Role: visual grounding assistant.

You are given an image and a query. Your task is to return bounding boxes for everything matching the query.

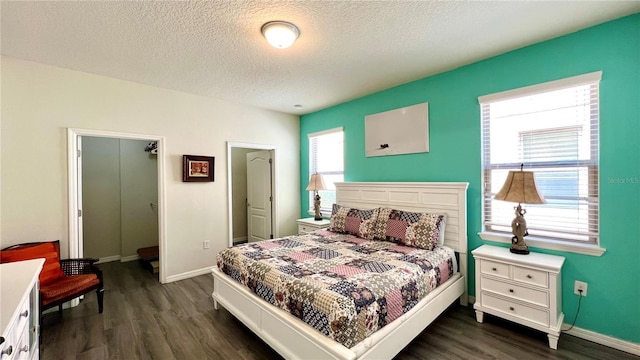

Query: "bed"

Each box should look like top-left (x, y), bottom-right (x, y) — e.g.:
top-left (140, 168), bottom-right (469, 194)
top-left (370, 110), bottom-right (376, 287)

top-left (212, 182), bottom-right (468, 360)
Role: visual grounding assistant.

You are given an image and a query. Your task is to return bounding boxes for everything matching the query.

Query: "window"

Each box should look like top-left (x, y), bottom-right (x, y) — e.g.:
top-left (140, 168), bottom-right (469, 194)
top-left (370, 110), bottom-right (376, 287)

top-left (480, 72), bottom-right (601, 247)
top-left (308, 127), bottom-right (344, 214)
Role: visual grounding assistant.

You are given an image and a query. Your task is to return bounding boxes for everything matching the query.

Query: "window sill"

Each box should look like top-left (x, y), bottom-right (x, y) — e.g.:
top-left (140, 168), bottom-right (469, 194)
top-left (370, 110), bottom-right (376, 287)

top-left (306, 210), bottom-right (331, 219)
top-left (478, 231), bottom-right (606, 256)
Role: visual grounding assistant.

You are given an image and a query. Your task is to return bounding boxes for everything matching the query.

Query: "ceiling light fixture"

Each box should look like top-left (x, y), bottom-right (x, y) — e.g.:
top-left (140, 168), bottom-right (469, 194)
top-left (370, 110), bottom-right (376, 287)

top-left (261, 21), bottom-right (300, 49)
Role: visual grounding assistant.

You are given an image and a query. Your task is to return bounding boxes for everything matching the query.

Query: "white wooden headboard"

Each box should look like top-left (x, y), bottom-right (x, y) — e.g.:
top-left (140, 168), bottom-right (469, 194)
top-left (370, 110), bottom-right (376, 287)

top-left (335, 182), bottom-right (468, 253)
top-left (335, 182), bottom-right (469, 305)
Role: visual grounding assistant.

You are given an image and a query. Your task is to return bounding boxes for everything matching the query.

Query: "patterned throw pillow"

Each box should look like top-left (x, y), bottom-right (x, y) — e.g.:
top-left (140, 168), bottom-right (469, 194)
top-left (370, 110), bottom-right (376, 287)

top-left (329, 204), bottom-right (379, 240)
top-left (373, 208), bottom-right (446, 250)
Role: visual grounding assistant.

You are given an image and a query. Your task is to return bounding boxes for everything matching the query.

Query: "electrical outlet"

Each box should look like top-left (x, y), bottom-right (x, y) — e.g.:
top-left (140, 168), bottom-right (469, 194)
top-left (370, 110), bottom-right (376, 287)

top-left (574, 280), bottom-right (588, 296)
top-left (203, 240), bottom-right (211, 249)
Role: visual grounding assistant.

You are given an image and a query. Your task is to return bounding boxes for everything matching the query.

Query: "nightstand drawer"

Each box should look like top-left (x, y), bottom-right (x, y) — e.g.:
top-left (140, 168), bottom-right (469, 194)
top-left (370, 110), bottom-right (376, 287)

top-left (298, 224), bottom-right (317, 233)
top-left (481, 277), bottom-right (549, 307)
top-left (481, 293), bottom-right (549, 327)
top-left (297, 218), bottom-right (331, 234)
top-left (480, 260), bottom-right (510, 279)
top-left (513, 266), bottom-right (548, 288)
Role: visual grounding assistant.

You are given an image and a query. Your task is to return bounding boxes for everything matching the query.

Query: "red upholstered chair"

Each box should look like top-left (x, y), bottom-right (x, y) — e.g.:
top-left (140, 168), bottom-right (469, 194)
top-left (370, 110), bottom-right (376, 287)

top-left (0, 240), bottom-right (104, 317)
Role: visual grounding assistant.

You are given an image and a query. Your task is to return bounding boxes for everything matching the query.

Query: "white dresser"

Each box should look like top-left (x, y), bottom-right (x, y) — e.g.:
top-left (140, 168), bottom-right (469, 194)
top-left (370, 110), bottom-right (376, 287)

top-left (296, 218), bottom-right (331, 234)
top-left (472, 245), bottom-right (565, 349)
top-left (1, 259), bottom-right (43, 360)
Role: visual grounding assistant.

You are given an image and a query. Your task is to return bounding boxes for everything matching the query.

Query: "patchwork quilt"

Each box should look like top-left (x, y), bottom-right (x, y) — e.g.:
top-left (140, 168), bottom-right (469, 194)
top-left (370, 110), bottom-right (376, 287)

top-left (217, 230), bottom-right (456, 348)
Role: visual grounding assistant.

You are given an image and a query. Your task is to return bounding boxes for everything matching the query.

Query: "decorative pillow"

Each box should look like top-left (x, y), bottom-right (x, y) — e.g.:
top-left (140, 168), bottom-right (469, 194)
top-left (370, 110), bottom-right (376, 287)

top-left (373, 208), bottom-right (446, 250)
top-left (329, 204), bottom-right (379, 240)
top-left (436, 216), bottom-right (447, 246)
top-left (0, 242), bottom-right (66, 285)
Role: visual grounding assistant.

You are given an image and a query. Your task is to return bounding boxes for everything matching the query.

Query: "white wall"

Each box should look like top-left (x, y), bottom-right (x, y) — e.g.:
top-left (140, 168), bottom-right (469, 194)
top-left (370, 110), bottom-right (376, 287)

top-left (0, 57), bottom-right (300, 279)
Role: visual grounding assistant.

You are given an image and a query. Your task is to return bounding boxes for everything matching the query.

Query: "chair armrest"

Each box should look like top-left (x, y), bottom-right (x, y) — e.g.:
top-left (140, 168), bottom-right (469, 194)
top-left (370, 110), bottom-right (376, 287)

top-left (60, 258), bottom-right (101, 279)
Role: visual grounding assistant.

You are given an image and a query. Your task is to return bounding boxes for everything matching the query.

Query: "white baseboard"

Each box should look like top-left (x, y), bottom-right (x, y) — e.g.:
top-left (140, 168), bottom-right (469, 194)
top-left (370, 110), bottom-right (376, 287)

top-left (468, 295), bottom-right (476, 304)
top-left (96, 255), bottom-right (141, 263)
top-left (120, 255), bottom-right (140, 262)
top-left (233, 236), bottom-right (248, 244)
top-left (95, 255), bottom-right (121, 264)
top-left (564, 325), bottom-right (640, 356)
top-left (164, 266), bottom-right (214, 284)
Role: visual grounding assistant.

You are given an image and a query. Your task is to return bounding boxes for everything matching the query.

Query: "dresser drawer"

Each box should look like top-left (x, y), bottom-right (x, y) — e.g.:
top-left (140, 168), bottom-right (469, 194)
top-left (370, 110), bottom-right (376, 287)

top-left (480, 260), bottom-right (510, 279)
top-left (481, 277), bottom-right (549, 307)
top-left (14, 301), bottom-right (31, 336)
top-left (513, 266), bottom-right (548, 288)
top-left (0, 330), bottom-right (15, 360)
top-left (1, 304), bottom-right (30, 360)
top-left (481, 293), bottom-right (549, 327)
top-left (15, 320), bottom-right (30, 359)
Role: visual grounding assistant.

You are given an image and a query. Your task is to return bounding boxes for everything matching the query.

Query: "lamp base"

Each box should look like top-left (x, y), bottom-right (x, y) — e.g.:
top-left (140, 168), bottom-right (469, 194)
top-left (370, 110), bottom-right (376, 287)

top-left (313, 193), bottom-right (323, 221)
top-left (510, 204), bottom-right (530, 255)
top-left (510, 246), bottom-right (530, 255)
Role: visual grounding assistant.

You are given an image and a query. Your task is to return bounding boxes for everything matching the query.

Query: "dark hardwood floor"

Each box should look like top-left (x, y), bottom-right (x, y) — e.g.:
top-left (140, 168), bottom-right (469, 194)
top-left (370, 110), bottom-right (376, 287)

top-left (41, 261), bottom-right (638, 360)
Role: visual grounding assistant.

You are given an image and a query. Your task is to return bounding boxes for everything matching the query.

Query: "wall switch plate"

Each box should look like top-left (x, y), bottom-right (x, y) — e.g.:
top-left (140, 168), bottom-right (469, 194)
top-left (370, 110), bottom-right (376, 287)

top-left (203, 240), bottom-right (211, 249)
top-left (574, 280), bottom-right (588, 296)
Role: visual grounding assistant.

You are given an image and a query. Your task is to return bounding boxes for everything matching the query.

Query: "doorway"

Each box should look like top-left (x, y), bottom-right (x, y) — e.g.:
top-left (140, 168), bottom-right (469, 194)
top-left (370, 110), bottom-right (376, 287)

top-left (227, 142), bottom-right (278, 247)
top-left (68, 129), bottom-right (167, 283)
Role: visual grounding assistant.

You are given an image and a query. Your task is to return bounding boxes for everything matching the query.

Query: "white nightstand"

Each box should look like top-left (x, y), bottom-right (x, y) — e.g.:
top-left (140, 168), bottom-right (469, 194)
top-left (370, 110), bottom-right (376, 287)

top-left (472, 244), bottom-right (565, 349)
top-left (296, 218), bottom-right (331, 234)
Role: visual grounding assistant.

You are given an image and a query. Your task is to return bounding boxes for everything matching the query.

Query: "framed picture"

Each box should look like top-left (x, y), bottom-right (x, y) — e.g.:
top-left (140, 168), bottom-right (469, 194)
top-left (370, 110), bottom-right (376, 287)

top-left (182, 155), bottom-right (214, 182)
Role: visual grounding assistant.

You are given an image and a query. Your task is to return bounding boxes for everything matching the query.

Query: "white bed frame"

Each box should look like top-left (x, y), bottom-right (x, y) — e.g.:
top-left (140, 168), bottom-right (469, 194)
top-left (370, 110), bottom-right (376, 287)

top-left (212, 182), bottom-right (469, 360)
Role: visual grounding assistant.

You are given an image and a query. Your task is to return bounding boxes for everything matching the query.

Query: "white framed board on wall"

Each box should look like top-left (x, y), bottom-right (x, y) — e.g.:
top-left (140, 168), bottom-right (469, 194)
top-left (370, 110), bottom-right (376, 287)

top-left (364, 102), bottom-right (429, 157)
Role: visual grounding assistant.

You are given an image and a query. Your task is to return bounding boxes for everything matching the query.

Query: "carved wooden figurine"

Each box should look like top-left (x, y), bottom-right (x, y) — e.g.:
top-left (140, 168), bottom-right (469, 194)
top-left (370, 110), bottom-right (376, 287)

top-left (313, 194), bottom-right (323, 220)
top-left (510, 204), bottom-right (530, 254)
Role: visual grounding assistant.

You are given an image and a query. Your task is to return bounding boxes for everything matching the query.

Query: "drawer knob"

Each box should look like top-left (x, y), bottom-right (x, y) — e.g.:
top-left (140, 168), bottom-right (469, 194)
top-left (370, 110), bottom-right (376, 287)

top-left (492, 267), bottom-right (497, 271)
top-left (509, 306), bottom-right (515, 311)
top-left (18, 345), bottom-right (29, 354)
top-left (526, 274), bottom-right (533, 279)
top-left (20, 309), bottom-right (29, 318)
top-left (1, 345), bottom-right (13, 356)
top-left (509, 289), bottom-right (514, 293)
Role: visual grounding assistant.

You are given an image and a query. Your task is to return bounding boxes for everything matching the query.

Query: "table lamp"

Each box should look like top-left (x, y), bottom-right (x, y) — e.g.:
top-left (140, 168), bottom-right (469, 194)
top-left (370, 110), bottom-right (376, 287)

top-left (494, 164), bottom-right (546, 254)
top-left (306, 174), bottom-right (327, 221)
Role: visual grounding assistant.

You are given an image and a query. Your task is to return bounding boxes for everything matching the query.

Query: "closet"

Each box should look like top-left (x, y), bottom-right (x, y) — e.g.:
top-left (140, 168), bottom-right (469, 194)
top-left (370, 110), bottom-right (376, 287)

top-left (82, 137), bottom-right (159, 274)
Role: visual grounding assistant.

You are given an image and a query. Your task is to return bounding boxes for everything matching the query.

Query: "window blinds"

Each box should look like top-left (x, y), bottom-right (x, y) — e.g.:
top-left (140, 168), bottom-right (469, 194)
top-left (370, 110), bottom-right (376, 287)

top-left (480, 72), bottom-right (601, 244)
top-left (308, 128), bottom-right (344, 213)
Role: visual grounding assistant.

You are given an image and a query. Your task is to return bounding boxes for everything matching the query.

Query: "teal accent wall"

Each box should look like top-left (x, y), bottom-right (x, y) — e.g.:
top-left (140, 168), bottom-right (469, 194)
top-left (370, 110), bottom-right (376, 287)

top-left (300, 14), bottom-right (640, 343)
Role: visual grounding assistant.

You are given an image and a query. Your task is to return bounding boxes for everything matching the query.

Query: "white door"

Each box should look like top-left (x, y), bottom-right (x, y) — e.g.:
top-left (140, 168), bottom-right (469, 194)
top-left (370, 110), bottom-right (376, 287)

top-left (247, 151), bottom-right (272, 242)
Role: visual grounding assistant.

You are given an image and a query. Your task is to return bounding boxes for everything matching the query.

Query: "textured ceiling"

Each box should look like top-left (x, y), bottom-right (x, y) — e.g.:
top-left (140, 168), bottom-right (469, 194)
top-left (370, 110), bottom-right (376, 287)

top-left (2, 1), bottom-right (639, 115)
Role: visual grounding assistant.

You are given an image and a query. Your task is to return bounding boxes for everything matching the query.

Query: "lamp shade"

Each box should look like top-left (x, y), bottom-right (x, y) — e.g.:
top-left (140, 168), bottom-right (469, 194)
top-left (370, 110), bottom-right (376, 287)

top-left (306, 174), bottom-right (327, 192)
top-left (494, 170), bottom-right (546, 204)
top-left (261, 21), bottom-right (300, 49)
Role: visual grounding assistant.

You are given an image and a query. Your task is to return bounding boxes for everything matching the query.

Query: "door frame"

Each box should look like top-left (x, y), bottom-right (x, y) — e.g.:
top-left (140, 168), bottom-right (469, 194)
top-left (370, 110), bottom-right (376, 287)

top-left (226, 142), bottom-right (278, 248)
top-left (67, 128), bottom-right (168, 283)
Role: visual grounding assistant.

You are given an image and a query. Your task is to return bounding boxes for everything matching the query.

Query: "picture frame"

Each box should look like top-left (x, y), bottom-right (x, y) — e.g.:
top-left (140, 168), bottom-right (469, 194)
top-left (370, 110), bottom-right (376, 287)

top-left (182, 155), bottom-right (214, 182)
